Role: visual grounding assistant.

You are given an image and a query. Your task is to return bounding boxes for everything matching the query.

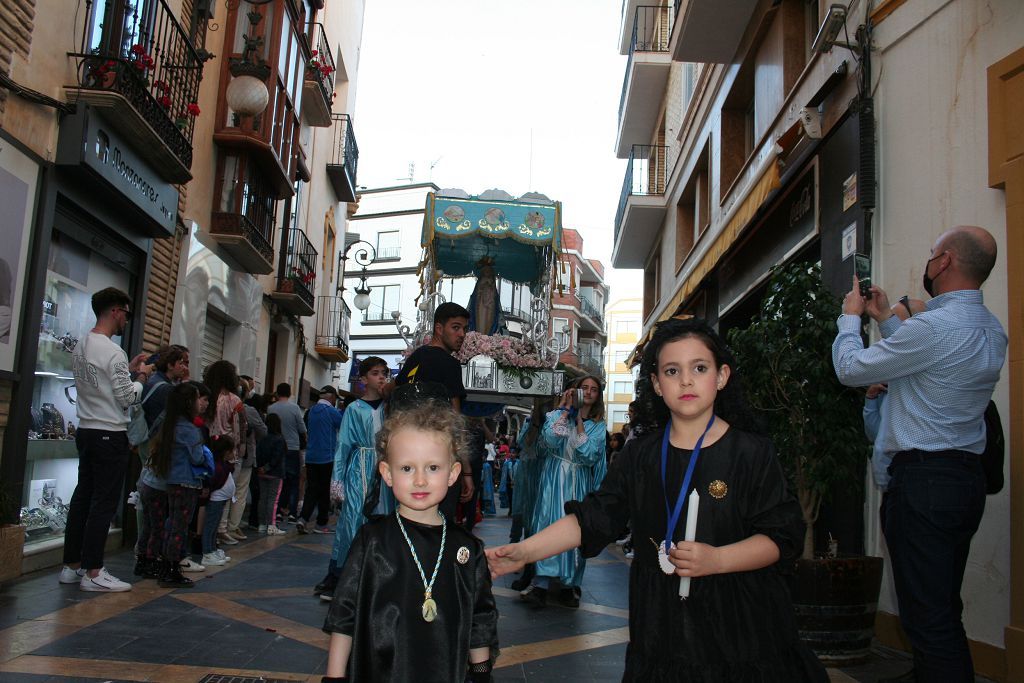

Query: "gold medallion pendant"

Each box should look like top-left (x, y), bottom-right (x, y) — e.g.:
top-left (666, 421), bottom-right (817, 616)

top-left (422, 596), bottom-right (438, 622)
top-left (708, 480), bottom-right (728, 499)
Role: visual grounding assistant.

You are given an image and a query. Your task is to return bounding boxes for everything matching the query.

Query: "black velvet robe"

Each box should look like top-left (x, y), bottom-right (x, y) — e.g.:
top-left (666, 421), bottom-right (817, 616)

top-left (323, 514), bottom-right (498, 682)
top-left (567, 427), bottom-right (828, 682)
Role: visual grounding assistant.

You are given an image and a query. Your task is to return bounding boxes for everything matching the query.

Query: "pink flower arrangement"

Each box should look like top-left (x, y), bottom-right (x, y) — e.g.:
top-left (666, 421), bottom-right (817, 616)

top-left (456, 332), bottom-right (546, 369)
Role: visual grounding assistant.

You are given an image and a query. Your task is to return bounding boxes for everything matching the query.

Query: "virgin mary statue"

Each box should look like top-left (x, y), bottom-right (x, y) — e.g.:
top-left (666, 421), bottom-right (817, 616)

top-left (468, 257), bottom-right (502, 335)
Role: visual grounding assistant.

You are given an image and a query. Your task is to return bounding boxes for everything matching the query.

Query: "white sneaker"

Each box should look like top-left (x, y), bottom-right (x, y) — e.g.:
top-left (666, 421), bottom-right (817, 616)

top-left (202, 552), bottom-right (227, 566)
top-left (58, 566), bottom-right (86, 584)
top-left (79, 568), bottom-right (132, 592)
top-left (214, 548), bottom-right (232, 562)
top-left (266, 525), bottom-right (286, 536)
top-left (179, 558), bottom-right (205, 573)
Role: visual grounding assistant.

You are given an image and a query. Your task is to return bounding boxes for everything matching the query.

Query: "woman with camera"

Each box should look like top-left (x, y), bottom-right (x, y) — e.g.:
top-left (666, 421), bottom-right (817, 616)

top-left (520, 376), bottom-right (606, 608)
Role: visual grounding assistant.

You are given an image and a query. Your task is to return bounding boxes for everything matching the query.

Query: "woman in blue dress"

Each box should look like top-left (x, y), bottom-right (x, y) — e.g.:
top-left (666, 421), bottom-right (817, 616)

top-left (314, 357), bottom-right (393, 600)
top-left (523, 375), bottom-right (606, 608)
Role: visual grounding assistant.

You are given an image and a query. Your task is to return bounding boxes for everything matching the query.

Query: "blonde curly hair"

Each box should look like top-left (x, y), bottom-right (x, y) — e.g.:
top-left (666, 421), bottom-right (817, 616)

top-left (376, 404), bottom-right (467, 466)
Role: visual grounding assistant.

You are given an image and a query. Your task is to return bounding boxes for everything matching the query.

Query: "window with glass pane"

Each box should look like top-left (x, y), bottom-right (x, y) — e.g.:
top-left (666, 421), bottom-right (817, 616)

top-left (376, 231), bottom-right (400, 260)
top-left (553, 317), bottom-right (569, 347)
top-left (365, 284), bottom-right (400, 322)
top-left (612, 410), bottom-right (628, 424)
top-left (613, 380), bottom-right (632, 395)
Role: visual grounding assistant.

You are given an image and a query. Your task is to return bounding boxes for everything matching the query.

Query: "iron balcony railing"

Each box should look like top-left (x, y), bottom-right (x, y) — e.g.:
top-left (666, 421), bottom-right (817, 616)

top-left (211, 168), bottom-right (277, 267)
top-left (578, 296), bottom-right (604, 326)
top-left (618, 5), bottom-right (674, 123)
top-left (374, 246), bottom-right (401, 261)
top-left (277, 228), bottom-right (318, 308)
top-left (363, 307), bottom-right (394, 323)
top-left (73, 0), bottom-right (204, 170)
top-left (578, 354), bottom-right (605, 378)
top-left (315, 296), bottom-right (351, 358)
top-left (331, 113), bottom-right (359, 183)
top-left (306, 23), bottom-right (337, 107)
top-left (615, 144), bottom-right (668, 243)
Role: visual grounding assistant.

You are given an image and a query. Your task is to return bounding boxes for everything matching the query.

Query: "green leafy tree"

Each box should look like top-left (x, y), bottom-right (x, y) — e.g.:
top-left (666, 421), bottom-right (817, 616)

top-left (727, 262), bottom-right (867, 559)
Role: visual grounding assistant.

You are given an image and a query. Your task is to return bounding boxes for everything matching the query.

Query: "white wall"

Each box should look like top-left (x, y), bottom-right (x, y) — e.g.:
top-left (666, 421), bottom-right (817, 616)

top-left (871, 0), bottom-right (1023, 648)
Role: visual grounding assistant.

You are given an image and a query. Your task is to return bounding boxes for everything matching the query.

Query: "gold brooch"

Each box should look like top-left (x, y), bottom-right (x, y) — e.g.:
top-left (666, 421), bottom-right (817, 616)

top-left (708, 480), bottom-right (728, 499)
top-left (456, 546), bottom-right (470, 564)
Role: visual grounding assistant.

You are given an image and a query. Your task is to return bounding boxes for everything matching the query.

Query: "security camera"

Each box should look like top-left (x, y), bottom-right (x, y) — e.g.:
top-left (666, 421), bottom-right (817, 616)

top-left (811, 4), bottom-right (848, 54)
top-left (799, 107), bottom-right (822, 139)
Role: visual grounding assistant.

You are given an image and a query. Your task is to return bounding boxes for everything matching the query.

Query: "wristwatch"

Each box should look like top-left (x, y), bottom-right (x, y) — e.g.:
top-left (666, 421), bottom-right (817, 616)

top-left (899, 295), bottom-right (913, 318)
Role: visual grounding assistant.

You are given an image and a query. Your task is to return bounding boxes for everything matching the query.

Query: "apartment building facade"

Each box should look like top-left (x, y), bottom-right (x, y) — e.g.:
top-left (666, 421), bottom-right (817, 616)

top-left (613, 0), bottom-right (1024, 676)
top-left (603, 298), bottom-right (642, 434)
top-left (552, 228), bottom-right (609, 383)
top-left (0, 0), bottom-right (365, 571)
top-left (340, 182), bottom-right (438, 387)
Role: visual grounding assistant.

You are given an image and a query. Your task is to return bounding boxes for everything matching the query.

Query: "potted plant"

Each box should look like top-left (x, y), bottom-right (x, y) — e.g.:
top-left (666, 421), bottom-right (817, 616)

top-left (0, 483), bottom-right (26, 585)
top-left (727, 261), bottom-right (883, 666)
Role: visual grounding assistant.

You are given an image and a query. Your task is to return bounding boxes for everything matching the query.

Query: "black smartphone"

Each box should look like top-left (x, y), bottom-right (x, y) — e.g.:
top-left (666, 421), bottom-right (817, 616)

top-left (854, 253), bottom-right (872, 299)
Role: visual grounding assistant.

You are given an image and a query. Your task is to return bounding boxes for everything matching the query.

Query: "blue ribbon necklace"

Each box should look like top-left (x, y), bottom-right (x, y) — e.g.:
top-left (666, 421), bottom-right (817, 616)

top-left (655, 414), bottom-right (716, 575)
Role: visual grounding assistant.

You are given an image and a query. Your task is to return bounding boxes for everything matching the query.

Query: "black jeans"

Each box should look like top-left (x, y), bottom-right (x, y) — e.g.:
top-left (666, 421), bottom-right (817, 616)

top-left (299, 462), bottom-right (332, 526)
top-left (63, 429), bottom-right (130, 570)
top-left (882, 450), bottom-right (986, 683)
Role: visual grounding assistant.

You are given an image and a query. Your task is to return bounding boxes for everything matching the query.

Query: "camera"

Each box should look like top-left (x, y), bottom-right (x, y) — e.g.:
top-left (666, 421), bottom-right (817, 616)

top-left (573, 388), bottom-right (585, 408)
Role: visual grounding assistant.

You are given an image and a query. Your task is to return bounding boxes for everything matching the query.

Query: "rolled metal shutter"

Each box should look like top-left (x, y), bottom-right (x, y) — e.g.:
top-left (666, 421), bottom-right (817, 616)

top-left (201, 313), bottom-right (226, 375)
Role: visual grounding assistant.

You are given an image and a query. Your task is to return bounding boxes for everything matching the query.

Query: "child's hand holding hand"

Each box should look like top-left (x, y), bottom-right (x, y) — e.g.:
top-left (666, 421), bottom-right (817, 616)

top-left (669, 541), bottom-right (723, 577)
top-left (485, 543), bottom-right (527, 579)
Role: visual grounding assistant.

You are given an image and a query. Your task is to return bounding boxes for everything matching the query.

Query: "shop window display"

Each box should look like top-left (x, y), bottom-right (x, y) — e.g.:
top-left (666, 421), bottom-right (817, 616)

top-left (24, 230), bottom-right (132, 546)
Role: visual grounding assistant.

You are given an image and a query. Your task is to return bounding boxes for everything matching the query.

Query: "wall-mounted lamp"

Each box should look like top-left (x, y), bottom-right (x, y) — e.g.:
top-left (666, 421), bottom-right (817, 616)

top-left (337, 239), bottom-right (377, 311)
top-left (811, 4), bottom-right (859, 56)
top-left (225, 2), bottom-right (272, 117)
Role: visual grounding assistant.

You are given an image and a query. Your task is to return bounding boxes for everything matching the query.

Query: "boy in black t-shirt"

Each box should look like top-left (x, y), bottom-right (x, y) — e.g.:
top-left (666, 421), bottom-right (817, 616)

top-left (393, 302), bottom-right (473, 518)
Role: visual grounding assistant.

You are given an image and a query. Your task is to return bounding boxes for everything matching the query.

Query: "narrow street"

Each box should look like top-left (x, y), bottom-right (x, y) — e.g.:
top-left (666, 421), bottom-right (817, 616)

top-left (0, 508), bottom-right (991, 683)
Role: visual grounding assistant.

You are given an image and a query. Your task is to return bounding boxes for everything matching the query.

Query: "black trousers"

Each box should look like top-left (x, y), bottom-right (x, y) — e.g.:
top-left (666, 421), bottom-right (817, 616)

top-left (299, 462), bottom-right (333, 526)
top-left (63, 429), bottom-right (130, 570)
top-left (882, 450), bottom-right (986, 683)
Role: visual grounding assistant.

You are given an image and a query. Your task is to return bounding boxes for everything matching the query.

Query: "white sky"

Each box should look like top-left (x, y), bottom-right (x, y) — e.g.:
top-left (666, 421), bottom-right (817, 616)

top-left (352, 0), bottom-right (641, 303)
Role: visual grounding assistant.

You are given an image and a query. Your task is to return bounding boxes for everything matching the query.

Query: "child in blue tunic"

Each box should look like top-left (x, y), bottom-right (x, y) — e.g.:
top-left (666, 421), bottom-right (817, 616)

top-left (314, 356), bottom-right (392, 600)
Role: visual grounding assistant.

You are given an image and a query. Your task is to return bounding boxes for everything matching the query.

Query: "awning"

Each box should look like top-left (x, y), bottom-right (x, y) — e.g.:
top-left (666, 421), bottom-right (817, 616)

top-left (626, 159), bottom-right (782, 366)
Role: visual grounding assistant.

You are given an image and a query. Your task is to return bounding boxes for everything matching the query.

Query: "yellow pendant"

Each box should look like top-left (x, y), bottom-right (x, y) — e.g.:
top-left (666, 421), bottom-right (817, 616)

top-left (422, 597), bottom-right (438, 622)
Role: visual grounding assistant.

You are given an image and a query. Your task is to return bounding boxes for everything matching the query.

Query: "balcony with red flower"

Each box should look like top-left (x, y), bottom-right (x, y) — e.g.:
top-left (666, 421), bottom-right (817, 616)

top-left (270, 226), bottom-right (318, 316)
top-left (67, 0), bottom-right (206, 183)
top-left (302, 24), bottom-right (336, 127)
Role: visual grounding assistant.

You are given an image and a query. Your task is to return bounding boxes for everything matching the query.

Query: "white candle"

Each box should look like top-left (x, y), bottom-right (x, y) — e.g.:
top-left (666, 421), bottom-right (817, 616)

top-left (679, 489), bottom-right (700, 599)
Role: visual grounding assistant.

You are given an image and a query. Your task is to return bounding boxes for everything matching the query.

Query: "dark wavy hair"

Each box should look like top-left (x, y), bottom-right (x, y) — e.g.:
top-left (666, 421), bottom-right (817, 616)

top-left (635, 317), bottom-right (763, 436)
top-left (148, 382), bottom-right (201, 478)
top-left (202, 360), bottom-right (239, 419)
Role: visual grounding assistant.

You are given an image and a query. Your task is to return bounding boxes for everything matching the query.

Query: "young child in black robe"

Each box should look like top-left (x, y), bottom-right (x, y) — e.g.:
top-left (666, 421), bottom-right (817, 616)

top-left (322, 405), bottom-right (498, 683)
top-left (486, 318), bottom-right (828, 682)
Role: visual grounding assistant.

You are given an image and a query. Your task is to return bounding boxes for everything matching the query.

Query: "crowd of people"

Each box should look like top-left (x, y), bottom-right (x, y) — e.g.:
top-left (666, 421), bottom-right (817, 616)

top-left (55, 224), bottom-right (1006, 683)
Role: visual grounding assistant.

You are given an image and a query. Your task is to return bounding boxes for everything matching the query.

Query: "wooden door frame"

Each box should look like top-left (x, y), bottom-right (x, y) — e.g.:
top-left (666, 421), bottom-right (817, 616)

top-left (988, 45), bottom-right (1024, 683)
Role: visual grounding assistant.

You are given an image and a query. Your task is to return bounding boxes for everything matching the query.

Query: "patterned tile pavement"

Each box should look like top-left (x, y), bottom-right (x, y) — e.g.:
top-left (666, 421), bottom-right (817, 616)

top-left (0, 508), bottom-right (994, 682)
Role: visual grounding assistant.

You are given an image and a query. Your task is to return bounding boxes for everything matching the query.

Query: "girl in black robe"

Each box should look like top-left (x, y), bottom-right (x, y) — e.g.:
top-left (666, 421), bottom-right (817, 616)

top-left (322, 405), bottom-right (498, 683)
top-left (486, 318), bottom-right (828, 682)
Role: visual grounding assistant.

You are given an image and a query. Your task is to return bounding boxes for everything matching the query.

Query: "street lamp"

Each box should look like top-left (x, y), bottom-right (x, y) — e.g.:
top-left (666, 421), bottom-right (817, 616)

top-left (337, 239), bottom-right (376, 312)
top-left (225, 2), bottom-right (272, 118)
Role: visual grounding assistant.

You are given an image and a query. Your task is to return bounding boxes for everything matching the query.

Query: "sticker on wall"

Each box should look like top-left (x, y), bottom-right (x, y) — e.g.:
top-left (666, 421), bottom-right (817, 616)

top-left (842, 173), bottom-right (857, 212)
top-left (841, 223), bottom-right (857, 261)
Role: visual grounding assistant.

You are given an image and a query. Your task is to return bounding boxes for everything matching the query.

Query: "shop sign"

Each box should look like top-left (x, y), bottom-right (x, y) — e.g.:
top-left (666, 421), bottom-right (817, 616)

top-left (56, 107), bottom-right (178, 237)
top-left (719, 162), bottom-right (819, 315)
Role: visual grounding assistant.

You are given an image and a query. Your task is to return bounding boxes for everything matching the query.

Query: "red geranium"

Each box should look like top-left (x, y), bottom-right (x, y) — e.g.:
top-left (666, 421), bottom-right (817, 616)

top-left (186, 102), bottom-right (201, 116)
top-left (158, 95), bottom-right (171, 108)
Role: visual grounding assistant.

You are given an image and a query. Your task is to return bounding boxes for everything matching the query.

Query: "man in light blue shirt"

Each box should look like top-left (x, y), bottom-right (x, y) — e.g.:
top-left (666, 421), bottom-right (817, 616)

top-left (833, 225), bottom-right (1006, 683)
